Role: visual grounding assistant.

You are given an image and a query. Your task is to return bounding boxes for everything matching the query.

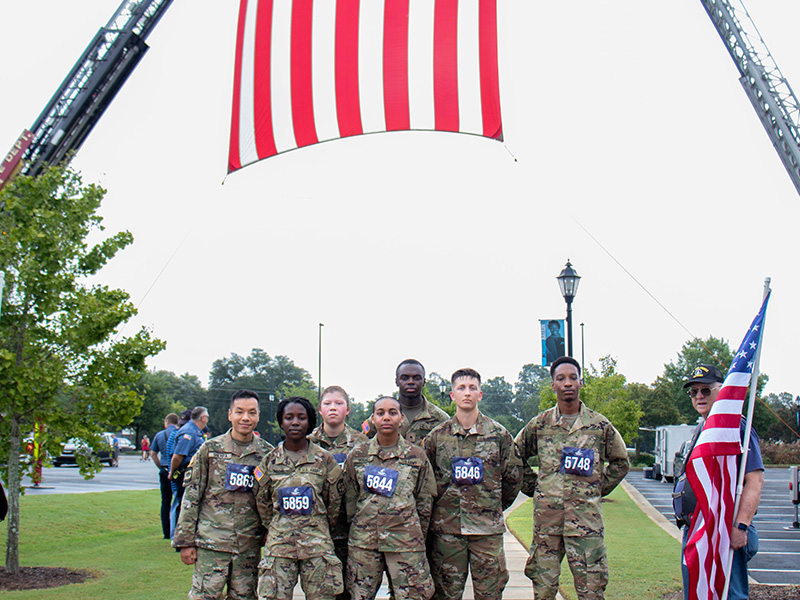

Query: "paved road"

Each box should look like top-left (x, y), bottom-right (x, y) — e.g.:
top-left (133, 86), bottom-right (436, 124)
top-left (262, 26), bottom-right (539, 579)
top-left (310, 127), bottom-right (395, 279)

top-left (625, 467), bottom-right (800, 585)
top-left (21, 454), bottom-right (160, 494)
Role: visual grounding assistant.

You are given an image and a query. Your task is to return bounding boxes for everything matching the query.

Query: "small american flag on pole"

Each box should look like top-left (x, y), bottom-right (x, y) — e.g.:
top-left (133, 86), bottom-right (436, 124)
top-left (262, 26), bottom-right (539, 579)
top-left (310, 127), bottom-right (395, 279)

top-left (683, 291), bottom-right (770, 600)
top-left (228, 0), bottom-right (503, 174)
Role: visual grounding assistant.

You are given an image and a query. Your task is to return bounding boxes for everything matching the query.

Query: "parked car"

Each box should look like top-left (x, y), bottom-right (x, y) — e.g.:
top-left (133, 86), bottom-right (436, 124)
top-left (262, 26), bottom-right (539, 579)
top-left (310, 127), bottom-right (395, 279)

top-left (53, 433), bottom-right (118, 467)
top-left (116, 437), bottom-right (135, 452)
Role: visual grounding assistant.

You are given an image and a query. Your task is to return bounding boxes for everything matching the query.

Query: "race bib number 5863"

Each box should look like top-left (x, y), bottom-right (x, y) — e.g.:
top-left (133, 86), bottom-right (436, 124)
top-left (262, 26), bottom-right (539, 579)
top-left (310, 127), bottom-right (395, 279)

top-left (225, 464), bottom-right (255, 492)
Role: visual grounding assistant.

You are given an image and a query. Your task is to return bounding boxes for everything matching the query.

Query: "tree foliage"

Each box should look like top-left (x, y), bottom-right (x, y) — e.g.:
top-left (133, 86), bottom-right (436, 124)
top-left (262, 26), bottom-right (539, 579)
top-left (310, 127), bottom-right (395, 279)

top-left (0, 167), bottom-right (164, 572)
top-left (658, 336), bottom-right (735, 422)
top-left (539, 356), bottom-right (642, 444)
top-left (130, 370), bottom-right (207, 444)
top-left (206, 348), bottom-right (315, 444)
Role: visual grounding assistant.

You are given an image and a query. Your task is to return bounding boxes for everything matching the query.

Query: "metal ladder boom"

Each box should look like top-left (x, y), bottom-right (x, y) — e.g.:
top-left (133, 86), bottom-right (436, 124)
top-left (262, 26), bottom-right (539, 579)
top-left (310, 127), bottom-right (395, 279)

top-left (700, 0), bottom-right (800, 196)
top-left (21, 0), bottom-right (174, 178)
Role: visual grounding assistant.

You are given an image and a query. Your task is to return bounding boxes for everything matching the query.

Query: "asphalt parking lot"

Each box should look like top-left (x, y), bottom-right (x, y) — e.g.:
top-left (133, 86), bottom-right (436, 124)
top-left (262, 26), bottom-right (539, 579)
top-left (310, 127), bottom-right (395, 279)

top-left (21, 454), bottom-right (159, 494)
top-left (625, 467), bottom-right (800, 585)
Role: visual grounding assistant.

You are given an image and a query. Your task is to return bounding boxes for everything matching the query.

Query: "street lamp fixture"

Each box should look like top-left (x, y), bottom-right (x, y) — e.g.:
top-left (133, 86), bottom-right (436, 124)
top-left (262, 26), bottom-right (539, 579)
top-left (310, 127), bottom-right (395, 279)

top-left (556, 260), bottom-right (581, 357)
top-left (439, 380), bottom-right (448, 402)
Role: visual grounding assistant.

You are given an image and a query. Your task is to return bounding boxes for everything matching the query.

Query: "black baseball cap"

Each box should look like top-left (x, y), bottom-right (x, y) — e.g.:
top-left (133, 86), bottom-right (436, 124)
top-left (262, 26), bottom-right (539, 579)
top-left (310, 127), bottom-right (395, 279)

top-left (682, 364), bottom-right (725, 389)
top-left (177, 409), bottom-right (193, 426)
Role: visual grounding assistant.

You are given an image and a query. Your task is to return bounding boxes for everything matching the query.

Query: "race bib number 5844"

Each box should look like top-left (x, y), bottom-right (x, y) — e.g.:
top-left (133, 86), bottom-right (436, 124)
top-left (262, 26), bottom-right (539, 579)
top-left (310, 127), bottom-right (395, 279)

top-left (364, 466), bottom-right (399, 497)
top-left (559, 447), bottom-right (594, 477)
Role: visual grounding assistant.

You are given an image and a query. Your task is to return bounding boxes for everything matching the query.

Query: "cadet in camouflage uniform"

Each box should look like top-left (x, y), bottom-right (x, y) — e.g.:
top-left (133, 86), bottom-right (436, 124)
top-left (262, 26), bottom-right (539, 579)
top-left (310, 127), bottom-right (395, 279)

top-left (515, 356), bottom-right (629, 600)
top-left (424, 368), bottom-right (522, 600)
top-left (344, 396), bottom-right (437, 600)
top-left (362, 359), bottom-right (449, 446)
top-left (254, 396), bottom-right (344, 600)
top-left (173, 389), bottom-right (274, 600)
top-left (309, 385), bottom-right (369, 600)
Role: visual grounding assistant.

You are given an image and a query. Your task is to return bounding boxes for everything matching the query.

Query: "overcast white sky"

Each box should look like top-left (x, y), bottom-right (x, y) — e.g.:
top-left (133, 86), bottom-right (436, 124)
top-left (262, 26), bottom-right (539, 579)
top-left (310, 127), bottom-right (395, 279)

top-left (2, 1), bottom-right (799, 405)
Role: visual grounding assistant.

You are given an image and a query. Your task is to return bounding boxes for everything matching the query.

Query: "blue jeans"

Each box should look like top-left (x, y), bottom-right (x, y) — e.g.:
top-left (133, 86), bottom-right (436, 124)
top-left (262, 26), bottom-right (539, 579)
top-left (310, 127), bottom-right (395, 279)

top-left (682, 525), bottom-right (758, 600)
top-left (168, 472), bottom-right (185, 539)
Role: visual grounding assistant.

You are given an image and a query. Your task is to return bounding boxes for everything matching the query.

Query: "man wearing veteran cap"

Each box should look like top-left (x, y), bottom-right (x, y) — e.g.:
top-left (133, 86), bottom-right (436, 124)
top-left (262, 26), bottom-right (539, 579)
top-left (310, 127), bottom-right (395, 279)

top-left (674, 364), bottom-right (764, 600)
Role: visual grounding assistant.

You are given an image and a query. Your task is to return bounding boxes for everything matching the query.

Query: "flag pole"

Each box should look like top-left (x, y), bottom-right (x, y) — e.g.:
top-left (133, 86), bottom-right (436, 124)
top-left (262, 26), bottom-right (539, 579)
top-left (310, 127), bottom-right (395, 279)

top-left (722, 277), bottom-right (771, 600)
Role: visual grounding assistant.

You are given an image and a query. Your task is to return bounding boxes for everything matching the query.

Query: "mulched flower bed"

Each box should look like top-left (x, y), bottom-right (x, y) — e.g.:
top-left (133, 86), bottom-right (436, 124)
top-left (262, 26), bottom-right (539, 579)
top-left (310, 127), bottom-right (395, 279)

top-left (0, 566), bottom-right (93, 590)
top-left (664, 585), bottom-right (800, 600)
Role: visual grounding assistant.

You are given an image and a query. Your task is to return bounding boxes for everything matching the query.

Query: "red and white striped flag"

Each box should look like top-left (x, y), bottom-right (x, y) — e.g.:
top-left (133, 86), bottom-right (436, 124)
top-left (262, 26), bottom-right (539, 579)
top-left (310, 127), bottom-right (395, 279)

top-left (228, 0), bottom-right (503, 173)
top-left (683, 292), bottom-right (770, 600)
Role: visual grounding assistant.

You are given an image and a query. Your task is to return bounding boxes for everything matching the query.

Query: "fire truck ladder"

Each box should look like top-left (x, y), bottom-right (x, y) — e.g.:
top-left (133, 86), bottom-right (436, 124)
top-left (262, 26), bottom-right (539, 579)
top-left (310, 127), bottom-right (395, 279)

top-left (20, 0), bottom-right (174, 178)
top-left (700, 0), bottom-right (800, 197)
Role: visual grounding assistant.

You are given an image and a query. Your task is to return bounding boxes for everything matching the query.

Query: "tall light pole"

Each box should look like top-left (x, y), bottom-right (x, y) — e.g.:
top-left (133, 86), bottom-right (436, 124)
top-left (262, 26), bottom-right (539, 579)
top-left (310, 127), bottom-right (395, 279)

top-left (318, 323), bottom-right (324, 402)
top-left (556, 260), bottom-right (581, 357)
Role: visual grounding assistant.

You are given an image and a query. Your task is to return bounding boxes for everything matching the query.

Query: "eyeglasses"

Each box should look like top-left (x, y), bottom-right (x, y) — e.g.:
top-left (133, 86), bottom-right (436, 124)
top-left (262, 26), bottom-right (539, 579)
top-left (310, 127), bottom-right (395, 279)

top-left (687, 387), bottom-right (718, 398)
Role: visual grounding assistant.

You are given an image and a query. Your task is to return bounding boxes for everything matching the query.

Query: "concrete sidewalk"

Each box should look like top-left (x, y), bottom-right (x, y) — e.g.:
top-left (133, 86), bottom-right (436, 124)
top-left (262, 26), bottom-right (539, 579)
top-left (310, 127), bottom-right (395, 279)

top-left (292, 495), bottom-right (564, 600)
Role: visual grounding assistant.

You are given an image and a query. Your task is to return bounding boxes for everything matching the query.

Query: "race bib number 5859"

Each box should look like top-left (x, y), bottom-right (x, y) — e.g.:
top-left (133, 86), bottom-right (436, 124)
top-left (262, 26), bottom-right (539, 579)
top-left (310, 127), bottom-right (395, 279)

top-left (278, 486), bottom-right (314, 515)
top-left (559, 447), bottom-right (594, 477)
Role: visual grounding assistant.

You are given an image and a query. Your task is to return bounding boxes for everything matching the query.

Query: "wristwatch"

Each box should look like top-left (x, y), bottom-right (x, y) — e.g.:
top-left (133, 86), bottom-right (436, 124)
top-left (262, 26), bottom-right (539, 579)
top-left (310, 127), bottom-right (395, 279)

top-left (734, 522), bottom-right (748, 531)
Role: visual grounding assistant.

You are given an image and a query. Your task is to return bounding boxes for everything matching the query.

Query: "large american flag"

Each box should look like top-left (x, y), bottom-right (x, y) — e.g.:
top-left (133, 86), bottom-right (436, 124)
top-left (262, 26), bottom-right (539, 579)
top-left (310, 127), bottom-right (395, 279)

top-left (683, 292), bottom-right (770, 600)
top-left (228, 0), bottom-right (503, 173)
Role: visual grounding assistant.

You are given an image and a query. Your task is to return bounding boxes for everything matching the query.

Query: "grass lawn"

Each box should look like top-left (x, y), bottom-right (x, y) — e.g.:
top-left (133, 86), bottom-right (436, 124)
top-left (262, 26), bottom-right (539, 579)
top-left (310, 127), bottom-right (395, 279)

top-left (3, 485), bottom-right (681, 599)
top-left (0, 490), bottom-right (192, 599)
top-left (506, 486), bottom-right (682, 600)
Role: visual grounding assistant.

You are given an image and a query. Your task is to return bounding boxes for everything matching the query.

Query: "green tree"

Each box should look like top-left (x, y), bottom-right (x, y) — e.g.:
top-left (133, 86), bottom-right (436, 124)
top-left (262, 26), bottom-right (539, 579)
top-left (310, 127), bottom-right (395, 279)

top-left (130, 370), bottom-right (206, 444)
top-left (539, 357), bottom-right (642, 444)
top-left (762, 392), bottom-right (800, 442)
top-left (0, 167), bottom-right (164, 573)
top-left (660, 337), bottom-right (735, 422)
top-left (479, 377), bottom-right (514, 426)
top-left (658, 336), bottom-right (771, 434)
top-left (207, 349), bottom-right (315, 444)
top-left (513, 363), bottom-right (551, 429)
top-left (631, 382), bottom-right (681, 428)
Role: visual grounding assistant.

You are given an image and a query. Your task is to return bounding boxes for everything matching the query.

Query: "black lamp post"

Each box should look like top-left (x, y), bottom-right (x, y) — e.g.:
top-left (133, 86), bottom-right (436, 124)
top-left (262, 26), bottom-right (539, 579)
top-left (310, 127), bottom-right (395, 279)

top-left (439, 380), bottom-right (448, 403)
top-left (556, 260), bottom-right (581, 357)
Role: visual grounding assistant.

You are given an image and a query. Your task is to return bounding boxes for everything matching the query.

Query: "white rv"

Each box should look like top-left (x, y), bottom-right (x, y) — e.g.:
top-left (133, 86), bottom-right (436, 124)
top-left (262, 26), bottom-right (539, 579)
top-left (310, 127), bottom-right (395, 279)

top-left (653, 424), bottom-right (697, 482)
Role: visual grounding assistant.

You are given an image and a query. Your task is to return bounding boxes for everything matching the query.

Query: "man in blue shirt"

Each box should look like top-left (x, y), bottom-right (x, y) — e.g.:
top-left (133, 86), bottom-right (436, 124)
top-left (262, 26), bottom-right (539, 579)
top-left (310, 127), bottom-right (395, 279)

top-left (150, 412), bottom-right (179, 539)
top-left (678, 364), bottom-right (764, 600)
top-left (169, 407), bottom-right (209, 538)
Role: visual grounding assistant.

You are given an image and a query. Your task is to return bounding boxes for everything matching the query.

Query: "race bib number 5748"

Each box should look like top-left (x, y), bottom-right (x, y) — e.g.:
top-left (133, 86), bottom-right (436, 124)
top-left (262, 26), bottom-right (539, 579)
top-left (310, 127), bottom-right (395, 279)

top-left (559, 447), bottom-right (594, 477)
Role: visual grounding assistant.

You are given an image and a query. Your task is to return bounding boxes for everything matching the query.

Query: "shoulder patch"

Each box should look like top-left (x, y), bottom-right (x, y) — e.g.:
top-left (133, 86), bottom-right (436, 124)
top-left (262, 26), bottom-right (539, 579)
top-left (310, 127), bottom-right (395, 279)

top-left (254, 466), bottom-right (264, 482)
top-left (183, 434), bottom-right (191, 440)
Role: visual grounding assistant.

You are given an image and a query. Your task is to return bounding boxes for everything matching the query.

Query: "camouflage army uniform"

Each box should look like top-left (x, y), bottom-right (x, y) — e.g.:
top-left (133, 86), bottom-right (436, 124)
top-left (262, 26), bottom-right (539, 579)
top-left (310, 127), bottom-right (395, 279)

top-left (254, 441), bottom-right (344, 600)
top-left (514, 403), bottom-right (629, 600)
top-left (364, 399), bottom-right (450, 446)
top-left (172, 430), bottom-right (274, 600)
top-left (344, 437), bottom-right (437, 600)
top-left (309, 424), bottom-right (369, 600)
top-left (423, 413), bottom-right (522, 600)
